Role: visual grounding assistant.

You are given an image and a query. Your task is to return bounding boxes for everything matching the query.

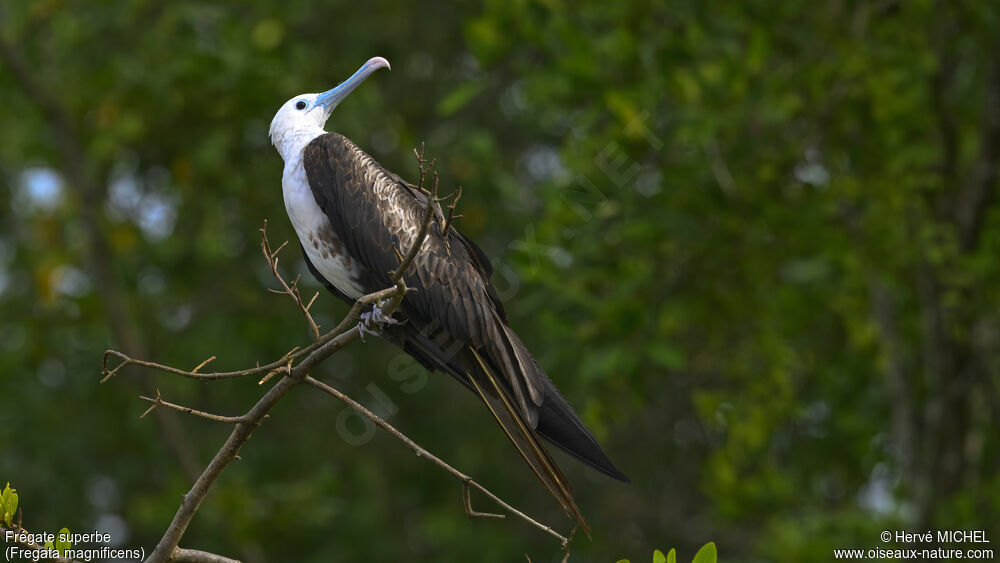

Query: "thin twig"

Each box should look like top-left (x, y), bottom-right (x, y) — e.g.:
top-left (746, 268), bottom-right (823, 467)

top-left (145, 375), bottom-right (300, 562)
top-left (390, 148), bottom-right (441, 282)
top-left (442, 185), bottom-right (463, 236)
top-left (190, 357), bottom-right (216, 374)
top-left (100, 289), bottom-right (390, 384)
top-left (561, 527), bottom-right (578, 563)
top-left (462, 481), bottom-right (505, 520)
top-left (101, 288), bottom-right (400, 383)
top-left (102, 347), bottom-right (295, 383)
top-left (257, 356), bottom-right (293, 386)
top-left (305, 376), bottom-right (568, 546)
top-left (261, 220), bottom-right (322, 340)
top-left (142, 204), bottom-right (434, 561)
top-left (413, 143), bottom-right (433, 194)
top-left (146, 288), bottom-right (412, 563)
top-left (170, 547), bottom-right (242, 563)
top-left (140, 393), bottom-right (247, 424)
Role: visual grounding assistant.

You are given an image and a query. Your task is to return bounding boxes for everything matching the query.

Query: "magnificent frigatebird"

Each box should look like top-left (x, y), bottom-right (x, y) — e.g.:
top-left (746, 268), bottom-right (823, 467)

top-left (268, 57), bottom-right (628, 533)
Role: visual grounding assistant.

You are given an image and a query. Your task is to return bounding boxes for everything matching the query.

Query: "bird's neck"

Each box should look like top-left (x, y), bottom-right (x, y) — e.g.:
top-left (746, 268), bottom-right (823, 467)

top-left (274, 125), bottom-right (326, 164)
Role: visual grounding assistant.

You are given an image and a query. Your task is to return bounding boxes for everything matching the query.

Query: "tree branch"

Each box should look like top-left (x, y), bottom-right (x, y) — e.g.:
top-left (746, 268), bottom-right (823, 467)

top-left (261, 221), bottom-right (322, 340)
top-left (145, 372), bottom-right (298, 562)
top-left (169, 548), bottom-right (241, 563)
top-left (139, 390), bottom-right (249, 425)
top-left (390, 144), bottom-right (440, 282)
top-left (142, 227), bottom-right (416, 561)
top-left (305, 376), bottom-right (567, 545)
top-left (106, 150), bottom-right (568, 561)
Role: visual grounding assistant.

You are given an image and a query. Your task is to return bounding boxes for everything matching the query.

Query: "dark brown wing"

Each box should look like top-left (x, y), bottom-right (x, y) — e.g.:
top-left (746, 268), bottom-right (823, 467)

top-left (302, 133), bottom-right (542, 416)
top-left (302, 132), bottom-right (629, 532)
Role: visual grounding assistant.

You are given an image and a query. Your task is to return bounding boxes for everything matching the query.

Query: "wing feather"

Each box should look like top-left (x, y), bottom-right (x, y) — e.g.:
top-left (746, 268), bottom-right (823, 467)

top-left (302, 132), bottom-right (625, 530)
top-left (466, 349), bottom-right (590, 535)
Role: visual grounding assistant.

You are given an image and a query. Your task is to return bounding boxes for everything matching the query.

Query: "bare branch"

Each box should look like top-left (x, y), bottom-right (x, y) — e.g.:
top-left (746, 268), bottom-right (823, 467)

top-left (145, 375), bottom-right (299, 562)
top-left (257, 355), bottom-right (293, 386)
top-left (261, 221), bottom-right (322, 340)
top-left (462, 481), bottom-right (505, 520)
top-left (442, 185), bottom-right (463, 236)
top-left (170, 547), bottom-right (241, 563)
top-left (390, 146), bottom-right (442, 282)
top-left (102, 284), bottom-right (403, 381)
top-left (413, 142), bottom-right (433, 194)
top-left (190, 357), bottom-right (217, 374)
top-left (112, 149), bottom-right (563, 560)
top-left (560, 528), bottom-right (578, 563)
top-left (305, 376), bottom-right (568, 546)
top-left (101, 348), bottom-right (294, 383)
top-left (140, 392), bottom-right (247, 424)
top-left (142, 283), bottom-right (412, 561)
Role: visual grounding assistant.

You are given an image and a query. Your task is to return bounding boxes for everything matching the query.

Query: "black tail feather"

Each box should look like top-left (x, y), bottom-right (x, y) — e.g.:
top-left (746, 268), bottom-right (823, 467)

top-left (535, 378), bottom-right (631, 483)
top-left (394, 323), bottom-right (631, 483)
top-left (505, 331), bottom-right (631, 483)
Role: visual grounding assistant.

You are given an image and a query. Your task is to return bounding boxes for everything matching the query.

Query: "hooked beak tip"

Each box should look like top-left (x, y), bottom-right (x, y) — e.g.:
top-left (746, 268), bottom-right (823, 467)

top-left (369, 56), bottom-right (391, 72)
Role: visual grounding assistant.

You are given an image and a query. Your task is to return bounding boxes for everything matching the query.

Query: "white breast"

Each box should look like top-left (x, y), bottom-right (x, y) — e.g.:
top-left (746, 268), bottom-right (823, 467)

top-left (282, 151), bottom-right (365, 300)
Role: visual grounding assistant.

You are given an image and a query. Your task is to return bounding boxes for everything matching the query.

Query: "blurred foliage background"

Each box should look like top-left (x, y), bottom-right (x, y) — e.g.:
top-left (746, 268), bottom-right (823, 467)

top-left (2, 0), bottom-right (999, 561)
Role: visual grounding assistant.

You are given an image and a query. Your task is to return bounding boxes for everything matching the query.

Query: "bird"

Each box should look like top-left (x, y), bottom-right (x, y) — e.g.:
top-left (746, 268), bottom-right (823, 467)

top-left (268, 57), bottom-right (629, 534)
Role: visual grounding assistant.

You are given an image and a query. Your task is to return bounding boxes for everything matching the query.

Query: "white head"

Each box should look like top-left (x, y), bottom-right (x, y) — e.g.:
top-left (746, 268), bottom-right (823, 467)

top-left (269, 57), bottom-right (390, 162)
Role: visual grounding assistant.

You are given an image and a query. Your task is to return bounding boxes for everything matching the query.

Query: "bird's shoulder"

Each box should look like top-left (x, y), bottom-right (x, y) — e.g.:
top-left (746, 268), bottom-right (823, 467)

top-left (304, 132), bottom-right (408, 195)
top-left (305, 132), bottom-right (496, 278)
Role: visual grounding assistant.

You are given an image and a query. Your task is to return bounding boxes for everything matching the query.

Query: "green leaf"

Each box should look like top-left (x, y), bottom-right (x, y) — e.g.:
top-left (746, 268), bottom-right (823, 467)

top-left (55, 527), bottom-right (72, 555)
top-left (691, 542), bottom-right (717, 563)
top-left (615, 560), bottom-right (631, 563)
top-left (1, 483), bottom-right (17, 527)
top-left (667, 548), bottom-right (676, 563)
top-left (654, 549), bottom-right (666, 563)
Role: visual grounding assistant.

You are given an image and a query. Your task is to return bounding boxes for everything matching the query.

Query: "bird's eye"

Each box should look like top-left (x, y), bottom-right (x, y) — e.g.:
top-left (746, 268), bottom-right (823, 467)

top-left (295, 100), bottom-right (307, 110)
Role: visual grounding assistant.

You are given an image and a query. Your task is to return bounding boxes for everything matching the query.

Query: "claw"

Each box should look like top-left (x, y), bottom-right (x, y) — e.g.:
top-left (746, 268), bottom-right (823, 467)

top-left (357, 299), bottom-right (400, 341)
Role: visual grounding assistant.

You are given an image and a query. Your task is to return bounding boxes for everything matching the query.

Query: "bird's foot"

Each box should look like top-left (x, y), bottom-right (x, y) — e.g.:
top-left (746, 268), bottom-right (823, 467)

top-left (358, 299), bottom-right (400, 341)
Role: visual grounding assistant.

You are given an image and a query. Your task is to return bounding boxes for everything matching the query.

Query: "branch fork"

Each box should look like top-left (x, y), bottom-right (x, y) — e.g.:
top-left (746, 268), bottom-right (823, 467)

top-left (101, 146), bottom-right (570, 562)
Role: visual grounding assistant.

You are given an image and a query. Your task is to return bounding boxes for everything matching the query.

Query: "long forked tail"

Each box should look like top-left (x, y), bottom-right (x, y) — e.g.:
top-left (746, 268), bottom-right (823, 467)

top-left (466, 348), bottom-right (591, 536)
top-left (502, 328), bottom-right (631, 483)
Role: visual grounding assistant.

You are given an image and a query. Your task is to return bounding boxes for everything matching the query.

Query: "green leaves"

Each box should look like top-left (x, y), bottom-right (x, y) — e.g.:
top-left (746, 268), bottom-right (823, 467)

top-left (618, 544), bottom-right (715, 563)
top-left (0, 482), bottom-right (18, 527)
top-left (691, 542), bottom-right (717, 563)
top-left (55, 527), bottom-right (73, 555)
top-left (43, 528), bottom-right (73, 556)
top-left (0, 484), bottom-right (71, 556)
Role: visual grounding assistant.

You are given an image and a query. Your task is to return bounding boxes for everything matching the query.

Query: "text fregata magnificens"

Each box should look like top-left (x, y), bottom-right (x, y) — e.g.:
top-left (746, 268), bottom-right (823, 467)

top-left (268, 57), bottom-right (629, 533)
